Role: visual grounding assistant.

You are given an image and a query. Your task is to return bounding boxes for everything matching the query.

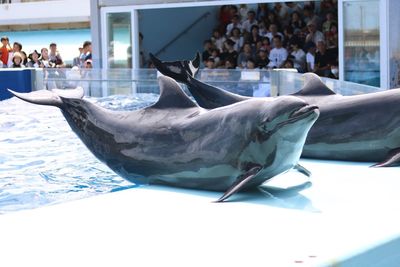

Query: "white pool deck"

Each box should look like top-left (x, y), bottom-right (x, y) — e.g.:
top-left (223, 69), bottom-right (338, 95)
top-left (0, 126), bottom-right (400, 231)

top-left (0, 159), bottom-right (399, 267)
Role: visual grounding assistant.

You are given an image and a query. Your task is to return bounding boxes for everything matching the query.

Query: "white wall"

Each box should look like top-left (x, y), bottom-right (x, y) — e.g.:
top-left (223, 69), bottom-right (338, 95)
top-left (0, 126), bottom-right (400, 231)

top-left (0, 0), bottom-right (90, 25)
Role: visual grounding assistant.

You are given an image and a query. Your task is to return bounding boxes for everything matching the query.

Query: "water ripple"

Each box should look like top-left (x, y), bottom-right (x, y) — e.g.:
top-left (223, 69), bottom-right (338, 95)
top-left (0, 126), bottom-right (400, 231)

top-left (0, 94), bottom-right (158, 213)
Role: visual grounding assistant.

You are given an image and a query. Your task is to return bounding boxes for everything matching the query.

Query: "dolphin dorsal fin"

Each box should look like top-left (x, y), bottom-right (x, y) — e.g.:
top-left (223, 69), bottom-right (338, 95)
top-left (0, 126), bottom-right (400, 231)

top-left (151, 76), bottom-right (198, 109)
top-left (293, 73), bottom-right (336, 96)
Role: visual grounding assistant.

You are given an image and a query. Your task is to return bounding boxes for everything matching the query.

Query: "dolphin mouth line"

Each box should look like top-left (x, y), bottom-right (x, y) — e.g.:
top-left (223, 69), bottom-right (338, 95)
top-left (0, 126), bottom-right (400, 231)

top-left (289, 105), bottom-right (319, 121)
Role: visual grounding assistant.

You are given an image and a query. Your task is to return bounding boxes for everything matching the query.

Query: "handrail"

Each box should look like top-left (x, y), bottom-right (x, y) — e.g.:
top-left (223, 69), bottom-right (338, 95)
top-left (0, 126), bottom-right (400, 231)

top-left (154, 11), bottom-right (210, 57)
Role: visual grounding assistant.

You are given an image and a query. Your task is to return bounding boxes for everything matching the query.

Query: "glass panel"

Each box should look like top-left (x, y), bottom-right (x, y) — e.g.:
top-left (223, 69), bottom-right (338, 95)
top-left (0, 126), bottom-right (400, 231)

top-left (389, 0), bottom-right (400, 88)
top-left (107, 12), bottom-right (132, 68)
top-left (343, 0), bottom-right (380, 87)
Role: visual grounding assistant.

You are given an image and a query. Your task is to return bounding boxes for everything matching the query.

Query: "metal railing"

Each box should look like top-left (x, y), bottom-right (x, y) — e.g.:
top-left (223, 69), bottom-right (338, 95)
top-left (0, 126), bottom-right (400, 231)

top-left (32, 68), bottom-right (382, 98)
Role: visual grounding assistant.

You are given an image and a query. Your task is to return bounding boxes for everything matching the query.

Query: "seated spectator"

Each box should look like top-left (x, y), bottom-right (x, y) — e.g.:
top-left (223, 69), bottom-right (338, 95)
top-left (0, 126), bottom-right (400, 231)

top-left (264, 11), bottom-right (281, 31)
top-left (242, 10), bottom-right (258, 33)
top-left (220, 39), bottom-right (238, 68)
top-left (11, 52), bottom-right (25, 68)
top-left (265, 23), bottom-right (284, 45)
top-left (248, 25), bottom-right (262, 47)
top-left (239, 4), bottom-right (249, 22)
top-left (289, 40), bottom-right (306, 72)
top-left (283, 58), bottom-right (295, 68)
top-left (283, 25), bottom-right (301, 49)
top-left (238, 42), bottom-right (254, 68)
top-left (204, 57), bottom-right (215, 70)
top-left (40, 47), bottom-right (53, 68)
top-left (218, 5), bottom-right (233, 33)
top-left (245, 58), bottom-right (256, 69)
top-left (256, 3), bottom-right (268, 21)
top-left (273, 3), bottom-right (289, 27)
top-left (285, 2), bottom-right (302, 16)
top-left (305, 21), bottom-right (325, 45)
top-left (84, 59), bottom-right (93, 69)
top-left (224, 58), bottom-right (236, 69)
top-left (303, 5), bottom-right (321, 29)
top-left (305, 41), bottom-right (316, 72)
top-left (211, 29), bottom-right (226, 53)
top-left (201, 39), bottom-right (213, 64)
top-left (230, 27), bottom-right (244, 52)
top-left (226, 15), bottom-right (243, 36)
top-left (210, 48), bottom-right (221, 67)
top-left (21, 51), bottom-right (28, 66)
top-left (73, 47), bottom-right (83, 67)
top-left (255, 48), bottom-right (270, 69)
top-left (268, 35), bottom-right (288, 68)
top-left (322, 12), bottom-right (337, 33)
top-left (258, 21), bottom-right (269, 37)
top-left (49, 43), bottom-right (64, 68)
top-left (289, 11), bottom-right (306, 31)
top-left (326, 23), bottom-right (338, 49)
top-left (0, 36), bottom-right (12, 67)
top-left (261, 37), bottom-right (272, 53)
top-left (27, 50), bottom-right (44, 68)
top-left (314, 40), bottom-right (336, 77)
top-left (8, 41), bottom-right (23, 67)
top-left (82, 41), bottom-right (92, 61)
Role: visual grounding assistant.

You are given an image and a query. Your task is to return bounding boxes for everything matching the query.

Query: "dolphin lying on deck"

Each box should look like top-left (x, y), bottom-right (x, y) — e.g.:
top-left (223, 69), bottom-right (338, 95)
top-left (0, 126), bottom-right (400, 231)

top-left (9, 76), bottom-right (319, 202)
top-left (151, 53), bottom-right (400, 167)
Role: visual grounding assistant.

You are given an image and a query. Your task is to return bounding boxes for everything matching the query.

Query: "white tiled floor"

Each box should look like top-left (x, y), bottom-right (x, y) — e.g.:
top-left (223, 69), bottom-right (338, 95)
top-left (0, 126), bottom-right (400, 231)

top-left (0, 159), bottom-right (399, 267)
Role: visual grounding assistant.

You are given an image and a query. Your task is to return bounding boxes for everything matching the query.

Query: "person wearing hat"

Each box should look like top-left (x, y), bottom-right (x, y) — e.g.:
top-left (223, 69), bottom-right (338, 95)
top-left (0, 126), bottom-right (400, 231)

top-left (11, 52), bottom-right (25, 68)
top-left (27, 50), bottom-right (44, 68)
top-left (305, 21), bottom-right (325, 45)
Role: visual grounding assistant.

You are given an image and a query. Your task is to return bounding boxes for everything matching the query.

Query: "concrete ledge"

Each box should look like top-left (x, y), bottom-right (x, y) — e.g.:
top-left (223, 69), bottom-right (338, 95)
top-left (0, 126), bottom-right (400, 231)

top-left (0, 159), bottom-right (399, 266)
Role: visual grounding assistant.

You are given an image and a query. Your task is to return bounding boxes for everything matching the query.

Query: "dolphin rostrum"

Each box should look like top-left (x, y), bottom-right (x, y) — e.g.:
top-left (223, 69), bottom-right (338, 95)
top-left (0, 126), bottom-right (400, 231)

top-left (9, 76), bottom-right (319, 201)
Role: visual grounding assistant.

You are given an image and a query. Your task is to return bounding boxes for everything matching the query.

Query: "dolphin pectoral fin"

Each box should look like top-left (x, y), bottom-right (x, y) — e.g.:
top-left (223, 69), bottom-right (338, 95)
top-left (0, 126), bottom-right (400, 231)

top-left (214, 166), bottom-right (262, 203)
top-left (371, 148), bottom-right (400, 167)
top-left (294, 164), bottom-right (311, 177)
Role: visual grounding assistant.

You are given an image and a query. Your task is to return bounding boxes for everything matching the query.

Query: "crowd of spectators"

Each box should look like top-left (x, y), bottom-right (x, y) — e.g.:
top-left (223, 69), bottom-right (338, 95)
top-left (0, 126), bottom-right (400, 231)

top-left (201, 1), bottom-right (339, 79)
top-left (0, 36), bottom-right (93, 69)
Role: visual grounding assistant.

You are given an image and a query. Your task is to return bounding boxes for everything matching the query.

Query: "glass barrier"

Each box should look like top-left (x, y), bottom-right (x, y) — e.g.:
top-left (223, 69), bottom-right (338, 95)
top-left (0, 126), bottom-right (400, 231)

top-left (33, 68), bottom-right (382, 98)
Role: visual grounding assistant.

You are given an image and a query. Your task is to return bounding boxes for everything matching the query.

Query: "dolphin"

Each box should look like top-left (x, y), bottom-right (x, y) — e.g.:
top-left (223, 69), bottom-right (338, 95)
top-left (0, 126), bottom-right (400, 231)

top-left (150, 53), bottom-right (400, 167)
top-left (8, 76), bottom-right (319, 202)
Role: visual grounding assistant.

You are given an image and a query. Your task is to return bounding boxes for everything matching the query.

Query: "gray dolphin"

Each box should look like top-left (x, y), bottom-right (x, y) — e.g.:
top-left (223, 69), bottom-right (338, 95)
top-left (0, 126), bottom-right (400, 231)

top-left (8, 76), bottom-right (318, 202)
top-left (151, 54), bottom-right (400, 167)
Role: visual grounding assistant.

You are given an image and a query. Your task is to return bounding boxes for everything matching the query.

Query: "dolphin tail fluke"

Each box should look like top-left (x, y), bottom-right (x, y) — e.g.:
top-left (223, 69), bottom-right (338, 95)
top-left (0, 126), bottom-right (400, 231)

top-left (8, 87), bottom-right (84, 107)
top-left (149, 52), bottom-right (200, 84)
top-left (214, 166), bottom-right (262, 203)
top-left (371, 148), bottom-right (400, 167)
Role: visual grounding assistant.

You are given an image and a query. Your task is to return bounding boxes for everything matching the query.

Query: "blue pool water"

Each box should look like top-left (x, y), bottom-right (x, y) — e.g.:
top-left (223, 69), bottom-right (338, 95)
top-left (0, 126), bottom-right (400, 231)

top-left (0, 94), bottom-right (159, 213)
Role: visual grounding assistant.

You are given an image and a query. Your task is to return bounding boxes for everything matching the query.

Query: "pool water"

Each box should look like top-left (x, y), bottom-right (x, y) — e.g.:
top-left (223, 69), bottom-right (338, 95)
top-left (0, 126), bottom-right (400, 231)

top-left (0, 93), bottom-right (159, 213)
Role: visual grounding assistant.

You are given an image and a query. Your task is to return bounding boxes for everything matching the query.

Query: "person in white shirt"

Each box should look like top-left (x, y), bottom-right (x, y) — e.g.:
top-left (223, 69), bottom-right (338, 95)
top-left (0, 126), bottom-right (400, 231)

top-left (211, 29), bottom-right (226, 53)
top-left (226, 15), bottom-right (243, 36)
top-left (290, 41), bottom-right (306, 72)
top-left (305, 21), bottom-right (325, 44)
top-left (305, 41), bottom-right (317, 72)
top-left (267, 36), bottom-right (288, 68)
top-left (241, 10), bottom-right (258, 34)
top-left (265, 24), bottom-right (284, 46)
